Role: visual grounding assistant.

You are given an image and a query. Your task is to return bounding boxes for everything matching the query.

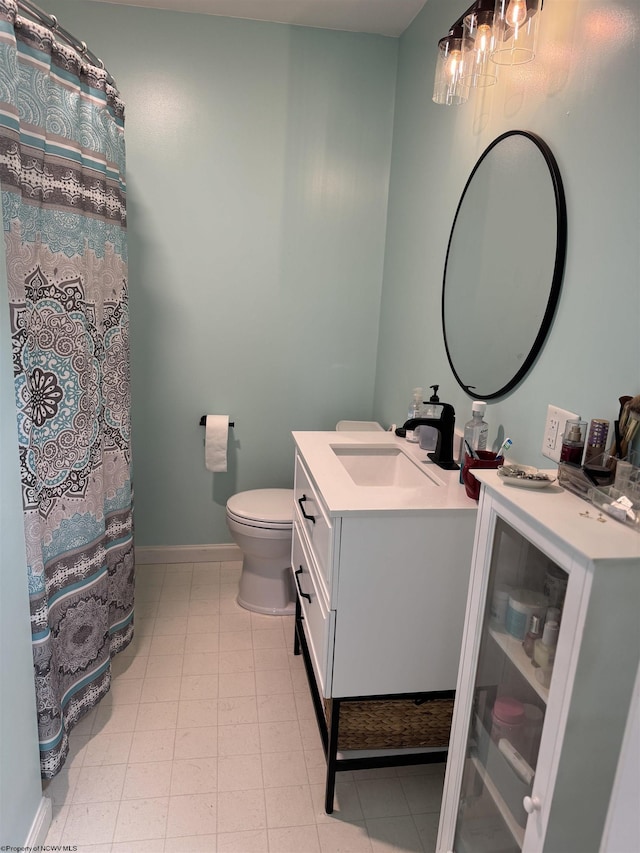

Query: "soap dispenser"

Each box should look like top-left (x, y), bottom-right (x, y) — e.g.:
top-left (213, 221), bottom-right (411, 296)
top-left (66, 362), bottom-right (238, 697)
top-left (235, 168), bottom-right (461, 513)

top-left (419, 385), bottom-right (440, 451)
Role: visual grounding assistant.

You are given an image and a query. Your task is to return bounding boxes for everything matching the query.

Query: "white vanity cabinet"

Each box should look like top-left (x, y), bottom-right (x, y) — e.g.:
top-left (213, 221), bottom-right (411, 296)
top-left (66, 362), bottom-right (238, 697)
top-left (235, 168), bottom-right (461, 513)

top-left (436, 470), bottom-right (640, 853)
top-left (290, 431), bottom-right (477, 812)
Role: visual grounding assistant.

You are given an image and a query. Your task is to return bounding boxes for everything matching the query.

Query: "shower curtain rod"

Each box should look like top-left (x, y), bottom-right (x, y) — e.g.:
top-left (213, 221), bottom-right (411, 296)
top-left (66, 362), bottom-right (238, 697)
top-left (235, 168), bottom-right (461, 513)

top-left (17, 0), bottom-right (115, 84)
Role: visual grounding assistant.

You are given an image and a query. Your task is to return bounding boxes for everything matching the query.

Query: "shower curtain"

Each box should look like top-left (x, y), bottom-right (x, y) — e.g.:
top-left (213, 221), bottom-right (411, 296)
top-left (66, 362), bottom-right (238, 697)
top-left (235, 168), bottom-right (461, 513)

top-left (0, 0), bottom-right (133, 777)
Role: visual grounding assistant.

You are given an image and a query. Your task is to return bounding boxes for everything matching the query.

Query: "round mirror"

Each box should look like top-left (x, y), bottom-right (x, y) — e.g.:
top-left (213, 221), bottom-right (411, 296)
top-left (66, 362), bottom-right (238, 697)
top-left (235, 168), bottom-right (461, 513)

top-left (442, 130), bottom-right (567, 400)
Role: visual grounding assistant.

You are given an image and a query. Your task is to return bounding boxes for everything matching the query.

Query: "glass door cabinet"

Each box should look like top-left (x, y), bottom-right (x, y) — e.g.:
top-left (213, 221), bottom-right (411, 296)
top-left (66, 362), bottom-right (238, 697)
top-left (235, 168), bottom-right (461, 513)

top-left (437, 470), bottom-right (639, 853)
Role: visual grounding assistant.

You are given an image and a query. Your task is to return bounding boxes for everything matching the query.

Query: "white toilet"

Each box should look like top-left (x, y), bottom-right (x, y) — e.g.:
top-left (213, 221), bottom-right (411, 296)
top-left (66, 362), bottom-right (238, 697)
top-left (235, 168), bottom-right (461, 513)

top-left (226, 488), bottom-right (295, 615)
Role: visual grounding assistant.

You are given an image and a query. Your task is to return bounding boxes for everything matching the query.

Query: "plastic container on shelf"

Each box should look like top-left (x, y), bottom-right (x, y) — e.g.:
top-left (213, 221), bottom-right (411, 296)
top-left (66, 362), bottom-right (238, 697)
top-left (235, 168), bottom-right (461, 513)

top-left (505, 590), bottom-right (549, 640)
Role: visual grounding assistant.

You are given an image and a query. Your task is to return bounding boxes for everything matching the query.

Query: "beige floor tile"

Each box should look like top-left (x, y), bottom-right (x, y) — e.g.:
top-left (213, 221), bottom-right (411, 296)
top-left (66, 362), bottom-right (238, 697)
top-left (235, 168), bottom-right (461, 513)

top-left (128, 729), bottom-right (176, 764)
top-left (262, 750), bottom-right (309, 788)
top-left (217, 695), bottom-right (258, 725)
top-left (268, 824), bottom-right (321, 853)
top-left (135, 700), bottom-right (179, 731)
top-left (254, 647), bottom-right (290, 671)
top-left (111, 840), bottom-right (166, 852)
top-left (153, 616), bottom-right (188, 636)
top-left (412, 811), bottom-right (440, 852)
top-left (113, 796), bottom-right (169, 842)
top-left (219, 612), bottom-right (252, 632)
top-left (170, 756), bottom-right (218, 795)
top-left (140, 676), bottom-right (181, 703)
top-left (173, 725), bottom-right (218, 760)
top-left (62, 801), bottom-right (120, 845)
top-left (217, 830), bottom-right (268, 852)
top-left (257, 692), bottom-right (297, 722)
top-left (148, 633), bottom-right (187, 655)
top-left (82, 732), bottom-right (134, 766)
top-left (42, 769), bottom-right (79, 806)
top-left (255, 669), bottom-right (293, 696)
top-left (177, 698), bottom-right (218, 728)
top-left (189, 598), bottom-right (221, 616)
top-left (217, 788), bottom-right (267, 834)
top-left (92, 703), bottom-right (139, 736)
top-left (311, 780), bottom-right (364, 824)
top-left (317, 820), bottom-right (373, 853)
top-left (105, 678), bottom-right (144, 706)
top-left (183, 652), bottom-right (220, 676)
top-left (157, 599), bottom-right (190, 618)
top-left (219, 629), bottom-right (253, 651)
top-left (145, 654), bottom-right (184, 678)
top-left (166, 792), bottom-right (217, 837)
top-left (218, 671), bottom-right (256, 698)
top-left (399, 772), bottom-right (445, 814)
top-left (217, 753), bottom-right (264, 791)
top-left (252, 628), bottom-right (286, 648)
top-left (122, 761), bottom-right (173, 799)
top-left (218, 722), bottom-right (261, 756)
top-left (164, 834), bottom-right (218, 852)
top-left (265, 784), bottom-right (315, 828)
top-left (180, 673), bottom-right (219, 700)
top-left (186, 631), bottom-right (220, 653)
top-left (188, 614), bottom-right (221, 634)
top-left (367, 815), bottom-right (424, 852)
top-left (72, 764), bottom-right (126, 803)
top-left (218, 648), bottom-right (255, 673)
top-left (355, 778), bottom-right (411, 820)
top-left (259, 720), bottom-right (303, 754)
top-left (112, 653), bottom-right (149, 680)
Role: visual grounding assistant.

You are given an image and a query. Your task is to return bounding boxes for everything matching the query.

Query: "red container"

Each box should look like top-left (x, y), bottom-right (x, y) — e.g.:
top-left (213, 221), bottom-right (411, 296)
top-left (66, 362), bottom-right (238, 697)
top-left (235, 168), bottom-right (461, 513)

top-left (462, 450), bottom-right (501, 500)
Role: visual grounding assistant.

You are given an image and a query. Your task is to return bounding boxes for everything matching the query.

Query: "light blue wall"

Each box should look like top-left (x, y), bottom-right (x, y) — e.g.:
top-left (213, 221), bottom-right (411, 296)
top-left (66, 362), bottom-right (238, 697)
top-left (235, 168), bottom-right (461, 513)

top-left (0, 236), bottom-right (43, 842)
top-left (48, 0), bottom-right (398, 547)
top-left (374, 0), bottom-right (640, 465)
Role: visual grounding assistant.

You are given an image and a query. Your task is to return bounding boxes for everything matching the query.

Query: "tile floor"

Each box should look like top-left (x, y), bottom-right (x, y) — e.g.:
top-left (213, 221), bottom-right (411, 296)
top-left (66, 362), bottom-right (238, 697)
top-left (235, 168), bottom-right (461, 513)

top-left (43, 560), bottom-right (445, 852)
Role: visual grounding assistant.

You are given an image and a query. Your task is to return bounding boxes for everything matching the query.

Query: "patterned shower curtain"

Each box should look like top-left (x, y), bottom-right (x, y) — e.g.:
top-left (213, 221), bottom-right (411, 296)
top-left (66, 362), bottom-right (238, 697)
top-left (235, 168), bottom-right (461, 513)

top-left (0, 0), bottom-right (133, 777)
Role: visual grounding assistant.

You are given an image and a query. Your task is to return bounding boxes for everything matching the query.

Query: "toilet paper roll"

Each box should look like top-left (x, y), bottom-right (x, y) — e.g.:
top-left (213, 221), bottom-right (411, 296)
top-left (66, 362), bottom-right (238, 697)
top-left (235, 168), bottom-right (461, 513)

top-left (204, 415), bottom-right (228, 472)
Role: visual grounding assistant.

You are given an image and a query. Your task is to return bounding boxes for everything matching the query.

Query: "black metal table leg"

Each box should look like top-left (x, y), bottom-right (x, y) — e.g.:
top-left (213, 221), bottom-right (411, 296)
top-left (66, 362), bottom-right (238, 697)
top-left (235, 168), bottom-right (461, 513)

top-left (325, 698), bottom-right (341, 814)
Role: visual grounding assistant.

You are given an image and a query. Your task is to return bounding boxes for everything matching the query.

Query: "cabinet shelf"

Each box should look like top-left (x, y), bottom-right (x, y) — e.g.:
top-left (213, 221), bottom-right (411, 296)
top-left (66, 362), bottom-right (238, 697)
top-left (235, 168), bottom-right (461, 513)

top-left (489, 627), bottom-right (549, 704)
top-left (469, 751), bottom-right (525, 850)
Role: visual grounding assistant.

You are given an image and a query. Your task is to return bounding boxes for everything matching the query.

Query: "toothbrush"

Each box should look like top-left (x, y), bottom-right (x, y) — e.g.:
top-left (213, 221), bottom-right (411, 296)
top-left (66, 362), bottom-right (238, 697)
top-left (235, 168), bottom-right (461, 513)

top-left (495, 438), bottom-right (512, 460)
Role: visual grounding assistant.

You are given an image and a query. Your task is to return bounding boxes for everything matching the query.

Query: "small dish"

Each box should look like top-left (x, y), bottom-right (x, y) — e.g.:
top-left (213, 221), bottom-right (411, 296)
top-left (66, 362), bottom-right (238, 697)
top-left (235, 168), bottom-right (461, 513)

top-left (498, 465), bottom-right (556, 490)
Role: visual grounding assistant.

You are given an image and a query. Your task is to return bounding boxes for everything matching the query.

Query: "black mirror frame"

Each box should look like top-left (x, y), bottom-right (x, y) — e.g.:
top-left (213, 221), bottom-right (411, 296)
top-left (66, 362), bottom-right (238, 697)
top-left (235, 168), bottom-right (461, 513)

top-left (442, 129), bottom-right (567, 401)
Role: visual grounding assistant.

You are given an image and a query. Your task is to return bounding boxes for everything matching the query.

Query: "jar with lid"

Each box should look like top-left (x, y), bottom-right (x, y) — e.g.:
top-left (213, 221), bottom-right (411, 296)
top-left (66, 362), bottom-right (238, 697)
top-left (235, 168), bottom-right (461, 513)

top-left (490, 696), bottom-right (525, 752)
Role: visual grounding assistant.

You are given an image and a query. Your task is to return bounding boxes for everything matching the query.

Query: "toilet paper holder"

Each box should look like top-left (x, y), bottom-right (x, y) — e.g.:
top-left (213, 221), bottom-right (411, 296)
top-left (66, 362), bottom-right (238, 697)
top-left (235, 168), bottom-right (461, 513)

top-left (199, 415), bottom-right (234, 427)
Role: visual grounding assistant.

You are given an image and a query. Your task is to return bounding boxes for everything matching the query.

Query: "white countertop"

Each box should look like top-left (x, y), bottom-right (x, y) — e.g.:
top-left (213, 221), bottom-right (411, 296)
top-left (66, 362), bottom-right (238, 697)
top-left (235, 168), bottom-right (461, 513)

top-left (476, 469), bottom-right (640, 562)
top-left (292, 430), bottom-right (478, 516)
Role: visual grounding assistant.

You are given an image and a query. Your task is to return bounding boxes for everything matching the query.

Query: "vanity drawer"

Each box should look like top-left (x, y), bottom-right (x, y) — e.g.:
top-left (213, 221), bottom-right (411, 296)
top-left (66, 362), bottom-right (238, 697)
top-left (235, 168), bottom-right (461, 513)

top-left (292, 523), bottom-right (334, 698)
top-left (294, 454), bottom-right (334, 589)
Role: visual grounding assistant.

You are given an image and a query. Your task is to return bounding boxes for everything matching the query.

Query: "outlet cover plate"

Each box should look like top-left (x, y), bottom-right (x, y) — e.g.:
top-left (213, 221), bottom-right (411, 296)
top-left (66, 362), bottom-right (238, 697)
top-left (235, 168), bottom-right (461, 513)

top-left (542, 404), bottom-right (580, 462)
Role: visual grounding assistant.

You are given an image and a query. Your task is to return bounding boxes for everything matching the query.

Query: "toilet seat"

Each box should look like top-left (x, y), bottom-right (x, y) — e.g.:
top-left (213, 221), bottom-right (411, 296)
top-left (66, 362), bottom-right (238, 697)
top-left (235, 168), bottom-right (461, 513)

top-left (226, 489), bottom-right (293, 531)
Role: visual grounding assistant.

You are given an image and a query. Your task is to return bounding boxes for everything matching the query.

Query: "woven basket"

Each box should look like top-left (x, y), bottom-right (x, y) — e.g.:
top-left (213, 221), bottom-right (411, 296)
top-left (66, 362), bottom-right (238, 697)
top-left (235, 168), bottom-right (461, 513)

top-left (324, 697), bottom-right (453, 751)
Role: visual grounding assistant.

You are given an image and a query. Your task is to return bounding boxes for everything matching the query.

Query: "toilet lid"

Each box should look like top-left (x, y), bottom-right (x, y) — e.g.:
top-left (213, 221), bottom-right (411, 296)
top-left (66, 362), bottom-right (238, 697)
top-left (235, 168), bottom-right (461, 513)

top-left (227, 489), bottom-right (293, 527)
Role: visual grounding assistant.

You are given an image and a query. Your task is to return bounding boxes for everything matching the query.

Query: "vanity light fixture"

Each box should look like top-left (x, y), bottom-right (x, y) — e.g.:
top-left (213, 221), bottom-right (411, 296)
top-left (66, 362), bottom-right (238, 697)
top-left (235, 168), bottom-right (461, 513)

top-left (491, 0), bottom-right (542, 65)
top-left (432, 24), bottom-right (471, 105)
top-left (433, 0), bottom-right (543, 105)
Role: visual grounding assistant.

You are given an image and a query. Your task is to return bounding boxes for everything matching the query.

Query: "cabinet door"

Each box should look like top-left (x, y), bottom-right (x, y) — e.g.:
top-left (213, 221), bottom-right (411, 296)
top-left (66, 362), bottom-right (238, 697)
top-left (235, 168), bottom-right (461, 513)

top-left (438, 493), bottom-right (584, 853)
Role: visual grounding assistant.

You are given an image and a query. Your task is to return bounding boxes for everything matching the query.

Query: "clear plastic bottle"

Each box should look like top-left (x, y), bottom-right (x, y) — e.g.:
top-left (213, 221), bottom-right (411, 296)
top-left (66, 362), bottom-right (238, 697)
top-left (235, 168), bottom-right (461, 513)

top-left (405, 388), bottom-right (423, 442)
top-left (464, 401), bottom-right (489, 454)
top-left (460, 401), bottom-right (489, 481)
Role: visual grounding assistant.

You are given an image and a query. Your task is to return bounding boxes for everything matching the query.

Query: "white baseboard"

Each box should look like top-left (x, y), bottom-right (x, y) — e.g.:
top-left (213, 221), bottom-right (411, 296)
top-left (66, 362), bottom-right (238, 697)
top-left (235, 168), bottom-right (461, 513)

top-left (135, 543), bottom-right (242, 565)
top-left (26, 795), bottom-right (52, 848)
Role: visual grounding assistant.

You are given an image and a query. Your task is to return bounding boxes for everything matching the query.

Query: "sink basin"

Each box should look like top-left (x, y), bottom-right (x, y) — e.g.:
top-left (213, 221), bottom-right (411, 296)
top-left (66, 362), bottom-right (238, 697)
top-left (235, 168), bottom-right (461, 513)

top-left (331, 445), bottom-right (441, 488)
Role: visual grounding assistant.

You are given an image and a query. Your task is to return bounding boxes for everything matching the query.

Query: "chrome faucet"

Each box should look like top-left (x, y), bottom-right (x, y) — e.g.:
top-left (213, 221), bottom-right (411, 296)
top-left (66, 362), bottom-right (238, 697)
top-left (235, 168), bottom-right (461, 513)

top-left (396, 403), bottom-right (459, 470)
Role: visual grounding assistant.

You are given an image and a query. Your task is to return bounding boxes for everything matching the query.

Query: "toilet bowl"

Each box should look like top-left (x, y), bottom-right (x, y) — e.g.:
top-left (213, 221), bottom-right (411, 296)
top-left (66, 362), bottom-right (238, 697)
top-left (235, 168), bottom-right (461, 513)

top-left (226, 488), bottom-right (295, 615)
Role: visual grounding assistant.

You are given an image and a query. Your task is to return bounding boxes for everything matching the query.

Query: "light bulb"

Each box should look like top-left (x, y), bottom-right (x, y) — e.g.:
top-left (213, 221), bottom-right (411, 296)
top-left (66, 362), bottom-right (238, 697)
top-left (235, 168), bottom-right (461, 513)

top-left (476, 22), bottom-right (492, 54)
top-left (505, 0), bottom-right (528, 27)
top-left (445, 49), bottom-right (463, 79)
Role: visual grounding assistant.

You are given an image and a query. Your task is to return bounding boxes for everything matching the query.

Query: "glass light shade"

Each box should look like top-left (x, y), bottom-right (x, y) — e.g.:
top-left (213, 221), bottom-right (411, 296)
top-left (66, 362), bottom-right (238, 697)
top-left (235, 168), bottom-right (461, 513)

top-left (491, 0), bottom-right (542, 65)
top-left (433, 31), bottom-right (471, 105)
top-left (462, 8), bottom-right (498, 87)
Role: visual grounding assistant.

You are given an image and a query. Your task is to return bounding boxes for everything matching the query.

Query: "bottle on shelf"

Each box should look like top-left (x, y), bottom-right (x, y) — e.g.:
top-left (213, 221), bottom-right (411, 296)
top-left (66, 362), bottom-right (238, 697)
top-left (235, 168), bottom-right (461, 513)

top-left (523, 614), bottom-right (543, 658)
top-left (419, 384), bottom-right (440, 451)
top-left (533, 619), bottom-right (560, 676)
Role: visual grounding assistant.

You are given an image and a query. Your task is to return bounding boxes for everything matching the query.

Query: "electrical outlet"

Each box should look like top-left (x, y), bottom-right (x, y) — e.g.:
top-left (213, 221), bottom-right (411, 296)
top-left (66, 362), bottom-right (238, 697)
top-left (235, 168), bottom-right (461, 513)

top-left (542, 404), bottom-right (580, 462)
